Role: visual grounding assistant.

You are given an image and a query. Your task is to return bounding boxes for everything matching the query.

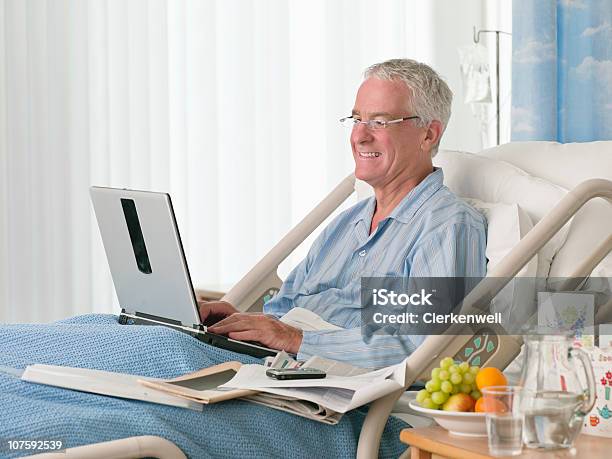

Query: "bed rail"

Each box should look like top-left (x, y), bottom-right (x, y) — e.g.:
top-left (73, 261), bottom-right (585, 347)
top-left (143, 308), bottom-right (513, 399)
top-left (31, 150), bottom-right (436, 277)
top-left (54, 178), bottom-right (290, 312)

top-left (29, 435), bottom-right (186, 459)
top-left (357, 178), bottom-right (612, 459)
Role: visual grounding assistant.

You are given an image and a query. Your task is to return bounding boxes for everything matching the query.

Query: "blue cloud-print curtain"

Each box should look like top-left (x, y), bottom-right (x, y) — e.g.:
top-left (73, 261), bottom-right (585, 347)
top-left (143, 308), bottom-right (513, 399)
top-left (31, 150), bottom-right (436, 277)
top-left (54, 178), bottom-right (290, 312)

top-left (512, 0), bottom-right (612, 142)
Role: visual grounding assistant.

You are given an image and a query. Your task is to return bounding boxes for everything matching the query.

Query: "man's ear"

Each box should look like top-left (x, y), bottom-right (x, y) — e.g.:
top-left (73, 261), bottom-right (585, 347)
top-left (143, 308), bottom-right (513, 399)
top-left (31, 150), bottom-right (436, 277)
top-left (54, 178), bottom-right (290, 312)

top-left (421, 120), bottom-right (443, 152)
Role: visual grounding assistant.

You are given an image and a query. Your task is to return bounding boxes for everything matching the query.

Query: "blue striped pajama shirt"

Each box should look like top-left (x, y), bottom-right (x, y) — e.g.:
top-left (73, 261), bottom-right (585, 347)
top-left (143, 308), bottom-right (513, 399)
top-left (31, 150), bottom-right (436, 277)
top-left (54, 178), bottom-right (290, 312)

top-left (264, 168), bottom-right (487, 369)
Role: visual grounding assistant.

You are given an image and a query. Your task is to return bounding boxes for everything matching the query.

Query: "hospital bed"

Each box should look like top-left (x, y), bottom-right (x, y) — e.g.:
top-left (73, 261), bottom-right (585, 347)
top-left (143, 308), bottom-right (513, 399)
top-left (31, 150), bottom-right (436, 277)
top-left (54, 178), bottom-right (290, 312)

top-left (19, 141), bottom-right (612, 458)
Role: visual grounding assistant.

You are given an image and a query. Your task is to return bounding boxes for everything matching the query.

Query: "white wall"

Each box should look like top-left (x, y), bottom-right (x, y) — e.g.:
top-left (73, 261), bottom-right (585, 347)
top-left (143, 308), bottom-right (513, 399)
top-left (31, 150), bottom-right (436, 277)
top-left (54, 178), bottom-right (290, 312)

top-left (420, 0), bottom-right (512, 152)
top-left (420, 0), bottom-right (486, 153)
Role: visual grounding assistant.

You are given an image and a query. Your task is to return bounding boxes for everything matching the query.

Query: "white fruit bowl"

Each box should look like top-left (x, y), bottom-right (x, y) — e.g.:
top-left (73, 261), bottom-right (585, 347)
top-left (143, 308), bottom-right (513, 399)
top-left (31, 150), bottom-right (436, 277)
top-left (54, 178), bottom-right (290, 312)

top-left (408, 400), bottom-right (487, 437)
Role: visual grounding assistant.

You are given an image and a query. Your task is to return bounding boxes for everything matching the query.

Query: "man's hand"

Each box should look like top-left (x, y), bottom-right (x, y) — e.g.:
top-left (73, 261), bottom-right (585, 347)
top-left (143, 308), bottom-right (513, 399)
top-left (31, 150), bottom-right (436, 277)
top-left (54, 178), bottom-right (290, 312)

top-left (198, 300), bottom-right (239, 326)
top-left (209, 313), bottom-right (303, 354)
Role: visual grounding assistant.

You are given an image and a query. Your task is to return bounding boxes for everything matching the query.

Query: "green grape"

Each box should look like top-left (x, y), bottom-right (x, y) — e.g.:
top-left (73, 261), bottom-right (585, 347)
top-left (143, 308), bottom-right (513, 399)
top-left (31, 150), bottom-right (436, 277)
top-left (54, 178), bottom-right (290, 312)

top-left (440, 357), bottom-right (454, 369)
top-left (460, 383), bottom-right (472, 394)
top-left (438, 370), bottom-right (450, 381)
top-left (471, 390), bottom-right (482, 400)
top-left (450, 373), bottom-right (462, 385)
top-left (431, 391), bottom-right (448, 405)
top-left (463, 372), bottom-right (475, 384)
top-left (470, 366), bottom-right (480, 376)
top-left (425, 379), bottom-right (441, 392)
top-left (441, 381), bottom-right (453, 393)
top-left (416, 389), bottom-right (429, 404)
top-left (431, 368), bottom-right (441, 380)
top-left (448, 364), bottom-right (459, 374)
top-left (421, 397), bottom-right (438, 410)
top-left (451, 384), bottom-right (460, 394)
top-left (459, 362), bottom-right (470, 373)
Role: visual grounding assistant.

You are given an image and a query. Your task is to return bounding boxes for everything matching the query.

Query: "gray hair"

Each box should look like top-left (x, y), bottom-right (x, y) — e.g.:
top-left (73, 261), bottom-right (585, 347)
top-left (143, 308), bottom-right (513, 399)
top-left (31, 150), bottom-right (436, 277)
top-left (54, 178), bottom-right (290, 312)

top-left (364, 58), bottom-right (452, 156)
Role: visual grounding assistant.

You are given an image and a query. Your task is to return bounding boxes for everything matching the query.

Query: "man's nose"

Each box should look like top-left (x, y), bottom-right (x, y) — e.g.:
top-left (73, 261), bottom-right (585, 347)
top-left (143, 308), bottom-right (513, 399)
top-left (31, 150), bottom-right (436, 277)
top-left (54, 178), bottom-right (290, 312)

top-left (351, 123), bottom-right (374, 144)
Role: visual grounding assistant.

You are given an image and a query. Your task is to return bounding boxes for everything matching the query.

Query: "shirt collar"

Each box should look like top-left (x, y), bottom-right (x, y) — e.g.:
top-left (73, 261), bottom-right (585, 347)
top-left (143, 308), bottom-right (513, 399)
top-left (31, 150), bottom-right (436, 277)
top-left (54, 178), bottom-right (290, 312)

top-left (351, 168), bottom-right (445, 225)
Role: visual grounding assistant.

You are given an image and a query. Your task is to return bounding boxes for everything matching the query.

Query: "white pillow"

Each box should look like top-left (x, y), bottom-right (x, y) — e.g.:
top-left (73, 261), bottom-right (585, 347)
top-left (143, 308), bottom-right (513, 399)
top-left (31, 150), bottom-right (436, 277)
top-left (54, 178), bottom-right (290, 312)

top-left (464, 198), bottom-right (538, 329)
top-left (435, 150), bottom-right (570, 279)
top-left (549, 199), bottom-right (612, 278)
top-left (463, 198), bottom-right (538, 277)
top-left (480, 141), bottom-right (612, 192)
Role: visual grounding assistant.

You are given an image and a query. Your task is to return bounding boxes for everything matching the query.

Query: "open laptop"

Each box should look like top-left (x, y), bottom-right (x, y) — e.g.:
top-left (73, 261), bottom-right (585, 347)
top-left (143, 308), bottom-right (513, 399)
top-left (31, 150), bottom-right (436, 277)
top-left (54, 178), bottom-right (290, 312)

top-left (90, 186), bottom-right (279, 359)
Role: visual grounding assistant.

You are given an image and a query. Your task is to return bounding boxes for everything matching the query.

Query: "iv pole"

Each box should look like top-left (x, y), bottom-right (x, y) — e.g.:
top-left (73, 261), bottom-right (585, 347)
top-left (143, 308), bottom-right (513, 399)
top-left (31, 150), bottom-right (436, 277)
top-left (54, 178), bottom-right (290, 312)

top-left (473, 27), bottom-right (511, 146)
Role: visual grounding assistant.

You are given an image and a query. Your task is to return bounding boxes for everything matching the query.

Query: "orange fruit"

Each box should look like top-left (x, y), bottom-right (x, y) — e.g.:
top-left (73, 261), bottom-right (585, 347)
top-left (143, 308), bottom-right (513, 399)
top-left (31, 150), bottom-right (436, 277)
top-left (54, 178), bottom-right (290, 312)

top-left (475, 396), bottom-right (508, 413)
top-left (474, 397), bottom-right (485, 412)
top-left (475, 367), bottom-right (507, 391)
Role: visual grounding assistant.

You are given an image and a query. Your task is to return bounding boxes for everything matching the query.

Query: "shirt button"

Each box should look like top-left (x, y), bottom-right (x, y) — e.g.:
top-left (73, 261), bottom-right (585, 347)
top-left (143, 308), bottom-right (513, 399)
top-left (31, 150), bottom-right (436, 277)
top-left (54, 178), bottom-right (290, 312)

top-left (359, 250), bottom-right (367, 257)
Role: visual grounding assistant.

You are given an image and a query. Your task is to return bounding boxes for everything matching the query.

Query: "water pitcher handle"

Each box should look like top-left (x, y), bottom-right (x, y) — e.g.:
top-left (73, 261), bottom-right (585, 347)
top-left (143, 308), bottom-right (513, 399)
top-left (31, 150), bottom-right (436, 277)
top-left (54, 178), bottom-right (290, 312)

top-left (571, 348), bottom-right (596, 414)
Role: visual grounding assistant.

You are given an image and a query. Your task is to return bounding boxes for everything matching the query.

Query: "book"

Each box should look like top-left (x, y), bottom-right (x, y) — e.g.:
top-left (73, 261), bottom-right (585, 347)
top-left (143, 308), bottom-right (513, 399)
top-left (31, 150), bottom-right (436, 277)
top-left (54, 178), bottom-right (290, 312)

top-left (21, 362), bottom-right (252, 410)
top-left (21, 364), bottom-right (202, 411)
top-left (138, 361), bottom-right (256, 404)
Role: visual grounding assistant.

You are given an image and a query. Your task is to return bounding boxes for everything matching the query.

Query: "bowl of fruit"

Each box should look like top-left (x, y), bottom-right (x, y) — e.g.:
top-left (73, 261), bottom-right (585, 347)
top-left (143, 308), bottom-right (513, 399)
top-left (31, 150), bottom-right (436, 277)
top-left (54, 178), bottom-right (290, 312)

top-left (408, 357), bottom-right (508, 437)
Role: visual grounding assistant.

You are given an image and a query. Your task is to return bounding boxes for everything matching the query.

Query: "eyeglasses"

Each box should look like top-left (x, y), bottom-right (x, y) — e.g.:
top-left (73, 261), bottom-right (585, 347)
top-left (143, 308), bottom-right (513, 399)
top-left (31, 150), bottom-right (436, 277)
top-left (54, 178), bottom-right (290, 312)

top-left (339, 115), bottom-right (421, 130)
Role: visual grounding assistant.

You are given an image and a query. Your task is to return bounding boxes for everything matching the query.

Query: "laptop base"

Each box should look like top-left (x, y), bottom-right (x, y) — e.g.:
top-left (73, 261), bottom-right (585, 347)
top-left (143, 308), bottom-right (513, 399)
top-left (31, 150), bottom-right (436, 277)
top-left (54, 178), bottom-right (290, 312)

top-left (118, 310), bottom-right (281, 359)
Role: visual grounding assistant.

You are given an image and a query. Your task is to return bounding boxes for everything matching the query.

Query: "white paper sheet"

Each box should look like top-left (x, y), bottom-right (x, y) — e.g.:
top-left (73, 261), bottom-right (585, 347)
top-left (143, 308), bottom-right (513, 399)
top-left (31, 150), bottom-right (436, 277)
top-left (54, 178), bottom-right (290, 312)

top-left (279, 307), bottom-right (343, 331)
top-left (219, 358), bottom-right (406, 413)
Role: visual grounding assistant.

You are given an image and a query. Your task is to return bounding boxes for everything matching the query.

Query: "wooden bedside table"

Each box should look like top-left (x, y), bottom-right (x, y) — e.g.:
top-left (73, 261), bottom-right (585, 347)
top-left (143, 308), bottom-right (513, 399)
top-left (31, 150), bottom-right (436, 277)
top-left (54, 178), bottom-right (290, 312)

top-left (400, 426), bottom-right (612, 459)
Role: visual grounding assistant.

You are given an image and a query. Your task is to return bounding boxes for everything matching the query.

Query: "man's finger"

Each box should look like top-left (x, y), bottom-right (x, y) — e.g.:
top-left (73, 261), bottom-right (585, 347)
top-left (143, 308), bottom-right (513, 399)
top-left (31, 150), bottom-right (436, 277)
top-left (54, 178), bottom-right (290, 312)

top-left (209, 320), bottom-right (261, 335)
top-left (198, 300), bottom-right (236, 322)
top-left (210, 316), bottom-right (269, 334)
top-left (227, 330), bottom-right (262, 342)
top-left (197, 302), bottom-right (212, 321)
top-left (210, 312), bottom-right (264, 329)
top-left (208, 313), bottom-right (244, 329)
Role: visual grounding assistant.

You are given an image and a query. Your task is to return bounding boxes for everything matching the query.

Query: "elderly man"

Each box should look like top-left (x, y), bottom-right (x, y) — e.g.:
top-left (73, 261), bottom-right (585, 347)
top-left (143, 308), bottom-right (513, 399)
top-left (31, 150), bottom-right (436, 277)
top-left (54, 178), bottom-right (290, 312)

top-left (200, 59), bottom-right (487, 368)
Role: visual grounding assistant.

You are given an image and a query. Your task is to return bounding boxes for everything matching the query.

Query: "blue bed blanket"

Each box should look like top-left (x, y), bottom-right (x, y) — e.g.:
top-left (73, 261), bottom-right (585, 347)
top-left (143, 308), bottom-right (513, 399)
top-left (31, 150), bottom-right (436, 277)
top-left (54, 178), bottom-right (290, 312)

top-left (0, 314), bottom-right (408, 458)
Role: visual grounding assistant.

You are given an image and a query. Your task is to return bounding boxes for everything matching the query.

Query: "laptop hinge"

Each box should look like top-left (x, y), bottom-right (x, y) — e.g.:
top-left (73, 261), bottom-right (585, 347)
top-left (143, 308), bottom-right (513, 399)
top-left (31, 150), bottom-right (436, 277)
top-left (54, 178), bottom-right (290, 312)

top-left (118, 309), bottom-right (207, 334)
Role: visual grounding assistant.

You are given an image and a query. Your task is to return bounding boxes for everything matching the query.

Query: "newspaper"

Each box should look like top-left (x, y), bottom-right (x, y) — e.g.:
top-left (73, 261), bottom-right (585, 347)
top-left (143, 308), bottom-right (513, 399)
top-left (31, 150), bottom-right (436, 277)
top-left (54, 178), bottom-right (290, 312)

top-left (245, 392), bottom-right (343, 425)
top-left (225, 354), bottom-right (407, 420)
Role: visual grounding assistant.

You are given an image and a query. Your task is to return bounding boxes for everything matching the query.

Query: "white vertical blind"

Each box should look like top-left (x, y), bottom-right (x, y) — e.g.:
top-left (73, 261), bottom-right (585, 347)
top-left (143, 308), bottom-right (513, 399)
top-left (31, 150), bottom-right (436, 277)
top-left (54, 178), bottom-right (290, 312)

top-left (0, 0), bottom-right (8, 321)
top-left (0, 0), bottom-right (498, 323)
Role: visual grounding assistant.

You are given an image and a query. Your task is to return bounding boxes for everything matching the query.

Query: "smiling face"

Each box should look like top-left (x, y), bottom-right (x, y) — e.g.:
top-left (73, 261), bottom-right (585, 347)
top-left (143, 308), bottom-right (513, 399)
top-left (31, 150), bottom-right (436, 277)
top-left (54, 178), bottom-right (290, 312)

top-left (350, 78), bottom-right (433, 192)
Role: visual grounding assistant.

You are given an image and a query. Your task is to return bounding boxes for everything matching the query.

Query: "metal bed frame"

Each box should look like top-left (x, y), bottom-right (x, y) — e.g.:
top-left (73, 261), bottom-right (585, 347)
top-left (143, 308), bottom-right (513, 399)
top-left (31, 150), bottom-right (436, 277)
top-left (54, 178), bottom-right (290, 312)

top-left (31, 176), bottom-right (612, 459)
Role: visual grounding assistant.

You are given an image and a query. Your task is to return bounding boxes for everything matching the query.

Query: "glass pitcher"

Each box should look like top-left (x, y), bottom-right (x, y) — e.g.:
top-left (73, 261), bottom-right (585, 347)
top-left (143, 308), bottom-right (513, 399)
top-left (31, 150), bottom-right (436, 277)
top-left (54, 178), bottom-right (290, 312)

top-left (519, 334), bottom-right (596, 449)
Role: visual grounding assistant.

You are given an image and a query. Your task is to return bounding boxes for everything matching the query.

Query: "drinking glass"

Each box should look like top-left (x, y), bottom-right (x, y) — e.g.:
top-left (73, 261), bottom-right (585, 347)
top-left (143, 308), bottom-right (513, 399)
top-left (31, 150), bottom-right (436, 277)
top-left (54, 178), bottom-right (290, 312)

top-left (482, 386), bottom-right (524, 457)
